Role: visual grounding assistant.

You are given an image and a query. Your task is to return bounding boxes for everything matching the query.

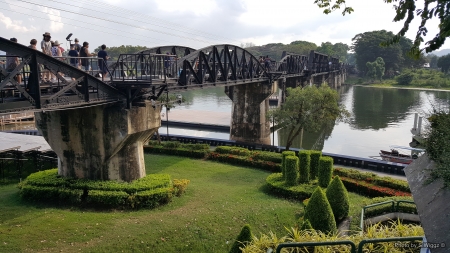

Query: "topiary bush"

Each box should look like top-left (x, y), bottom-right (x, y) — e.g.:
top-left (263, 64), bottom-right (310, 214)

top-left (281, 151), bottom-right (296, 179)
top-left (229, 224), bottom-right (253, 253)
top-left (326, 176), bottom-right (349, 222)
top-left (318, 156), bottom-right (333, 188)
top-left (300, 219), bottom-right (313, 230)
top-left (284, 155), bottom-right (299, 186)
top-left (304, 187), bottom-right (336, 234)
top-left (298, 150), bottom-right (311, 183)
top-left (309, 150), bottom-right (322, 180)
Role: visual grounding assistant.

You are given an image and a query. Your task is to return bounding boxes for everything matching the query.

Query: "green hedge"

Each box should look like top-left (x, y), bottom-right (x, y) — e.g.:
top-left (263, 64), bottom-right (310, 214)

top-left (310, 151), bottom-right (322, 180)
top-left (206, 152), bottom-right (281, 172)
top-left (18, 169), bottom-right (177, 209)
top-left (281, 151), bottom-right (296, 179)
top-left (285, 156), bottom-right (299, 186)
top-left (333, 167), bottom-right (410, 193)
top-left (304, 187), bottom-right (336, 234)
top-left (265, 173), bottom-right (316, 201)
top-left (298, 150), bottom-right (311, 183)
top-left (340, 176), bottom-right (411, 198)
top-left (251, 151), bottom-right (282, 163)
top-left (215, 146), bottom-right (252, 156)
top-left (318, 156), bottom-right (333, 188)
top-left (144, 146), bottom-right (209, 159)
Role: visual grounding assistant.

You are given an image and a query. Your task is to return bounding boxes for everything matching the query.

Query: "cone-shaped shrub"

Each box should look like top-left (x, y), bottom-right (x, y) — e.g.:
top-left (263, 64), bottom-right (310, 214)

top-left (281, 151), bottom-right (296, 179)
top-left (304, 187), bottom-right (336, 234)
top-left (229, 224), bottom-right (253, 253)
top-left (326, 176), bottom-right (350, 221)
top-left (309, 150), bottom-right (322, 180)
top-left (318, 156), bottom-right (333, 188)
top-left (298, 150), bottom-right (311, 183)
top-left (300, 219), bottom-right (313, 230)
top-left (285, 155), bottom-right (299, 186)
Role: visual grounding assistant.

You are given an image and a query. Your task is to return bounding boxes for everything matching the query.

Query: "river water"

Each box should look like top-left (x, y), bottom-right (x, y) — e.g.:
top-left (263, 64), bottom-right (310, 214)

top-left (159, 85), bottom-right (450, 158)
top-left (3, 85), bottom-right (450, 158)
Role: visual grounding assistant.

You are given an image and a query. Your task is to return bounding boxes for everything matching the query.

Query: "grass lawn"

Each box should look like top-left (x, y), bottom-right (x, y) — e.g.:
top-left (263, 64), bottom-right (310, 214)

top-left (0, 154), bottom-right (309, 253)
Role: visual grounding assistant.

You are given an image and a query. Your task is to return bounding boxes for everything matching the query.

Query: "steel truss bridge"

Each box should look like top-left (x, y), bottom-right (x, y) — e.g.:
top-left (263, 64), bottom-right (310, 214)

top-left (0, 37), bottom-right (347, 114)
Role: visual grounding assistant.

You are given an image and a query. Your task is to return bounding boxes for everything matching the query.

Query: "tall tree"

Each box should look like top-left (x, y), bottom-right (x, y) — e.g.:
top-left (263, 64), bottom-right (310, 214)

top-left (314, 0), bottom-right (450, 56)
top-left (426, 54), bottom-right (439, 69)
top-left (352, 30), bottom-right (417, 75)
top-left (317, 42), bottom-right (349, 62)
top-left (267, 85), bottom-right (349, 150)
top-left (437, 54), bottom-right (450, 73)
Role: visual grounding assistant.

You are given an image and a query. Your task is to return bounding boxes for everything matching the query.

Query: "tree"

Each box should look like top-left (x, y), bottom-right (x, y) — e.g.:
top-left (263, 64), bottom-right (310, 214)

top-left (326, 176), bottom-right (350, 221)
top-left (304, 187), bottom-right (336, 234)
top-left (437, 54), bottom-right (450, 73)
top-left (314, 0), bottom-right (450, 56)
top-left (229, 224), bottom-right (253, 253)
top-left (426, 54), bottom-right (439, 69)
top-left (352, 30), bottom-right (415, 74)
top-left (375, 57), bottom-right (386, 81)
top-left (93, 45), bottom-right (148, 62)
top-left (268, 85), bottom-right (348, 150)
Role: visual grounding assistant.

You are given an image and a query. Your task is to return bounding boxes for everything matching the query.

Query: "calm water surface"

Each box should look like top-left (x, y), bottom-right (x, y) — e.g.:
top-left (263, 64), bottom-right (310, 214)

top-left (161, 85), bottom-right (450, 158)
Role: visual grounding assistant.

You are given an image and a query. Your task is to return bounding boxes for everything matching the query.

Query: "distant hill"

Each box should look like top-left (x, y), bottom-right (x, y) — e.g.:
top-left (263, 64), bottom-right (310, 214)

top-left (429, 49), bottom-right (450, 57)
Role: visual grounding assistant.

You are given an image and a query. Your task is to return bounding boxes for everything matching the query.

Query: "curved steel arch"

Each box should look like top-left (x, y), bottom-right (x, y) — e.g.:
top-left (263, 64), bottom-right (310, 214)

top-left (173, 44), bottom-right (268, 86)
top-left (277, 53), bottom-right (309, 74)
top-left (108, 45), bottom-right (196, 69)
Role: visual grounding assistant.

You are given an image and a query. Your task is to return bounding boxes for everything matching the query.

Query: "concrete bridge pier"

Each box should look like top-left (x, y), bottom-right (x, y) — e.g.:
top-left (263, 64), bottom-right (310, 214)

top-left (225, 82), bottom-right (276, 145)
top-left (35, 101), bottom-right (161, 182)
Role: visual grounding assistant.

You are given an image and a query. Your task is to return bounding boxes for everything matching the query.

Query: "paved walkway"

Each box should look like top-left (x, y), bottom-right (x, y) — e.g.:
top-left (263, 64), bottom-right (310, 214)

top-left (0, 132), bottom-right (51, 152)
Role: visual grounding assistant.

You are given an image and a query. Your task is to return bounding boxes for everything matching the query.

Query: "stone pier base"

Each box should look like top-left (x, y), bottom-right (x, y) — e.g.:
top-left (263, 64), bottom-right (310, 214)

top-left (35, 101), bottom-right (161, 182)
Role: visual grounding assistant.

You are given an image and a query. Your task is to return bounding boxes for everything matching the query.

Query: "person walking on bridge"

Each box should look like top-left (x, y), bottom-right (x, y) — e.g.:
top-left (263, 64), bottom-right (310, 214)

top-left (73, 38), bottom-right (81, 52)
top-left (97, 44), bottom-right (109, 78)
top-left (40, 32), bottom-right (52, 81)
top-left (5, 38), bottom-right (22, 84)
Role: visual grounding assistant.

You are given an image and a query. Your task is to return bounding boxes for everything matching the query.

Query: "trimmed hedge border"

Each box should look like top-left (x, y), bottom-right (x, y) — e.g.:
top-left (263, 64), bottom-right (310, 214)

top-left (206, 152), bottom-right (281, 172)
top-left (18, 169), bottom-right (179, 209)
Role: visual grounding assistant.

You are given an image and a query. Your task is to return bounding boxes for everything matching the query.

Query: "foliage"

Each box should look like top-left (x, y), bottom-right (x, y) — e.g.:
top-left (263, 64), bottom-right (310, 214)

top-left (326, 176), bottom-right (350, 221)
top-left (265, 173), bottom-right (316, 201)
top-left (437, 53), bottom-right (450, 73)
top-left (242, 222), bottom-right (423, 253)
top-left (284, 156), bottom-right (299, 186)
top-left (144, 145), bottom-right (209, 159)
top-left (172, 179), bottom-right (190, 197)
top-left (316, 42), bottom-right (349, 62)
top-left (352, 30), bottom-right (425, 75)
top-left (298, 150), bottom-right (311, 183)
top-left (251, 151), bottom-right (282, 164)
top-left (246, 40), bottom-right (318, 60)
top-left (333, 167), bottom-right (410, 193)
top-left (281, 151), bottom-right (296, 179)
top-left (229, 224), bottom-right (253, 253)
top-left (318, 156), bottom-right (333, 188)
top-left (267, 85), bottom-right (349, 150)
top-left (92, 45), bottom-right (148, 62)
top-left (299, 219), bottom-right (313, 230)
top-left (425, 110), bottom-right (450, 187)
top-left (309, 150), bottom-right (322, 180)
top-left (426, 53), bottom-right (439, 68)
top-left (215, 146), bottom-right (252, 156)
top-left (206, 152), bottom-right (281, 172)
top-left (304, 187), bottom-right (336, 234)
top-left (18, 169), bottom-right (177, 209)
top-left (314, 0), bottom-right (450, 57)
top-left (396, 71), bottom-right (415, 85)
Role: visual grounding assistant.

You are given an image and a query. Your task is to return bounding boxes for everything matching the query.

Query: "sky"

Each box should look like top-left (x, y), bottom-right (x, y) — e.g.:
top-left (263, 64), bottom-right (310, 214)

top-left (0, 0), bottom-right (448, 52)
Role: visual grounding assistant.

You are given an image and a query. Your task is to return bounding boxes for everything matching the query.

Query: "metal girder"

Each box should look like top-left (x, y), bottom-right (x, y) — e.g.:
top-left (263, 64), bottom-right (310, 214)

top-left (0, 37), bottom-right (124, 113)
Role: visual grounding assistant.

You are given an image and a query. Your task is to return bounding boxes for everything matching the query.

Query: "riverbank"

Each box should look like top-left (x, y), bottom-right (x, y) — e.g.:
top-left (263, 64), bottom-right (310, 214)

top-left (352, 84), bottom-right (450, 92)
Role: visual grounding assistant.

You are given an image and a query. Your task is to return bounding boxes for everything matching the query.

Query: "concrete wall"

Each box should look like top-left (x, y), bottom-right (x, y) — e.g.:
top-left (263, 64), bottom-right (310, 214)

top-left (35, 101), bottom-right (161, 182)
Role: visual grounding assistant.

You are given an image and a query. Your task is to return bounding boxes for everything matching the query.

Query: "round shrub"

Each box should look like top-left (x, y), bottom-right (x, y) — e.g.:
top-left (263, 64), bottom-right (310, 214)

top-left (298, 150), bottom-right (311, 183)
top-left (281, 151), bottom-right (296, 179)
top-left (285, 155), bottom-right (299, 186)
top-left (326, 176), bottom-right (350, 221)
top-left (229, 224), bottom-right (253, 253)
top-left (318, 156), bottom-right (334, 188)
top-left (309, 150), bottom-right (322, 180)
top-left (304, 187), bottom-right (336, 234)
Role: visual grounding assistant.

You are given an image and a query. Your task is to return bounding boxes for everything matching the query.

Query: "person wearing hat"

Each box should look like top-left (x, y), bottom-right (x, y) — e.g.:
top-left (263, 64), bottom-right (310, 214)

top-left (51, 40), bottom-right (62, 59)
top-left (73, 38), bottom-right (81, 52)
top-left (41, 32), bottom-right (52, 81)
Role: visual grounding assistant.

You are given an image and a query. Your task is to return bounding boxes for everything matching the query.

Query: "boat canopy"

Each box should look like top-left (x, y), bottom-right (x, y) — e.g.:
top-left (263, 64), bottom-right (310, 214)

top-left (389, 145), bottom-right (425, 152)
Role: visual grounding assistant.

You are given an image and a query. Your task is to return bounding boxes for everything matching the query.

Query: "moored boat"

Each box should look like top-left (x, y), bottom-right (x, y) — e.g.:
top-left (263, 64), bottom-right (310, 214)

top-left (378, 145), bottom-right (425, 164)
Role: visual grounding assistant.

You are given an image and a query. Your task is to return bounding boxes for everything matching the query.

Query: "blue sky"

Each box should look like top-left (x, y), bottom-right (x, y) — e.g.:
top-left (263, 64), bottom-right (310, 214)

top-left (0, 0), bottom-right (447, 52)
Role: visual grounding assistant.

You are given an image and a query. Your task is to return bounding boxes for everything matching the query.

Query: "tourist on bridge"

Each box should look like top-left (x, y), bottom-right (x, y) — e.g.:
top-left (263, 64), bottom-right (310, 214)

top-left (28, 39), bottom-right (37, 50)
top-left (73, 38), bottom-right (82, 52)
top-left (80, 42), bottom-right (95, 72)
top-left (5, 38), bottom-right (22, 84)
top-left (97, 44), bottom-right (109, 77)
top-left (51, 40), bottom-right (63, 59)
top-left (264, 55), bottom-right (271, 71)
top-left (41, 32), bottom-right (52, 81)
top-left (68, 44), bottom-right (80, 68)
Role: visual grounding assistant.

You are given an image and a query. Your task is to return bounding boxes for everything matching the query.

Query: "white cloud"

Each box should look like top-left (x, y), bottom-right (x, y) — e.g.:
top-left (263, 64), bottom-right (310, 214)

top-left (154, 0), bottom-right (218, 16)
top-left (39, 7), bottom-right (64, 32)
top-left (0, 12), bottom-right (36, 33)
